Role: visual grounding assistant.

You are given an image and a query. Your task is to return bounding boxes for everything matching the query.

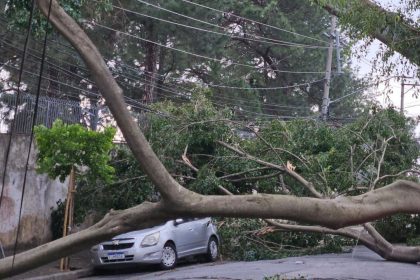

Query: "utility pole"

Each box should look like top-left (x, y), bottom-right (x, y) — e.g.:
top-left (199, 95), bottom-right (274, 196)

top-left (321, 16), bottom-right (336, 121)
top-left (335, 27), bottom-right (342, 74)
top-left (400, 76), bottom-right (418, 115)
top-left (400, 77), bottom-right (405, 115)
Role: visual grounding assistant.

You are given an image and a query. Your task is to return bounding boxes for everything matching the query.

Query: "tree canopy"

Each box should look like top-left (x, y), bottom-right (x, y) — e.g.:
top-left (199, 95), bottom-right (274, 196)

top-left (34, 119), bottom-right (116, 183)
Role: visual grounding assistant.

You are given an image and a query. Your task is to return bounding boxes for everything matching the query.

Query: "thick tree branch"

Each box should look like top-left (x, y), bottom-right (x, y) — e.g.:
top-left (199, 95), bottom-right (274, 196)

top-left (217, 140), bottom-right (324, 198)
top-left (0, 202), bottom-right (171, 278)
top-left (218, 185), bottom-right (420, 263)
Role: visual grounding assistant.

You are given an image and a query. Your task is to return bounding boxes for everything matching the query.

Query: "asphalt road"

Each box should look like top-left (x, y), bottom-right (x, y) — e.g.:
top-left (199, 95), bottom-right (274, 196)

top-left (86, 246), bottom-right (420, 280)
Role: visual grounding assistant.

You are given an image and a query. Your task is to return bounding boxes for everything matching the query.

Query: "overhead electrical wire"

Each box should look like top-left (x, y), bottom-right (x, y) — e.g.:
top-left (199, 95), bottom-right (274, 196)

top-left (204, 79), bottom-right (324, 90)
top-left (1, 40), bottom-right (318, 118)
top-left (137, 72), bottom-right (313, 112)
top-left (106, 2), bottom-right (328, 49)
top-left (0, 16), bottom-right (345, 121)
top-left (117, 58), bottom-right (325, 91)
top-left (179, 0), bottom-right (329, 44)
top-left (3, 59), bottom-right (314, 119)
top-left (3, 53), bottom-right (315, 117)
top-left (1, 20), bottom-right (326, 92)
top-left (135, 0), bottom-right (328, 45)
top-left (0, 43), bottom-right (190, 109)
top-left (2, 60), bottom-right (172, 116)
top-left (11, 0), bottom-right (53, 269)
top-left (1, 32), bottom-right (326, 93)
top-left (0, 0), bottom-right (36, 212)
top-left (94, 22), bottom-right (325, 74)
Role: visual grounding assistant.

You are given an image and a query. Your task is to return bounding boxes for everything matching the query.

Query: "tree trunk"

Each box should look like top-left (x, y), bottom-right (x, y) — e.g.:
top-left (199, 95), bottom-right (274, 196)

top-left (143, 22), bottom-right (158, 103)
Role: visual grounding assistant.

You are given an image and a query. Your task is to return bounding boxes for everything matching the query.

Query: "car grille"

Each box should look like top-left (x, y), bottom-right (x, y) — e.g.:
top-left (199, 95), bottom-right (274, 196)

top-left (103, 243), bottom-right (134, 250)
top-left (101, 255), bottom-right (135, 263)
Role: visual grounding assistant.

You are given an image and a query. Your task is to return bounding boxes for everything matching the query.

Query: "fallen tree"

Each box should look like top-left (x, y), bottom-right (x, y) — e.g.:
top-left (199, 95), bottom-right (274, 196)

top-left (0, 0), bottom-right (420, 277)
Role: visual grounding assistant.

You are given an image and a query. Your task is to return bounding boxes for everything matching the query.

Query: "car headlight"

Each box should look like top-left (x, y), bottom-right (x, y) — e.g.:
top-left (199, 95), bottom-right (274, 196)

top-left (141, 232), bottom-right (160, 247)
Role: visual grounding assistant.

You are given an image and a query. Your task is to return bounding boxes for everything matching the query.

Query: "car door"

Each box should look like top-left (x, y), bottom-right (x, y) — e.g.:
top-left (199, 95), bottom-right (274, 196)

top-left (191, 218), bottom-right (211, 252)
top-left (171, 218), bottom-right (201, 257)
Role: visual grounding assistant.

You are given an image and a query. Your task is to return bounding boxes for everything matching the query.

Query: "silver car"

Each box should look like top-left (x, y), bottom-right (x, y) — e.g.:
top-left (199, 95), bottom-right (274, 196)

top-left (90, 217), bottom-right (219, 269)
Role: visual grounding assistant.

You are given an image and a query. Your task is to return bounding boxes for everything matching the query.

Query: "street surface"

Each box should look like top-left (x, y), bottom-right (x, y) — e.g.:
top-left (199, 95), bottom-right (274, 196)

top-left (86, 246), bottom-right (420, 280)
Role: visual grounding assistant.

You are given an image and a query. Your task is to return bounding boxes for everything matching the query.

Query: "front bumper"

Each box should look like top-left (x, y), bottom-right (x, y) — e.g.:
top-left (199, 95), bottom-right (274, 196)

top-left (91, 244), bottom-right (163, 267)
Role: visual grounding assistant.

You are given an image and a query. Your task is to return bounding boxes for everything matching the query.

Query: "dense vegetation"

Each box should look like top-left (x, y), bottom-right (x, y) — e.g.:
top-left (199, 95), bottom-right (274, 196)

top-left (2, 0), bottom-right (367, 120)
top-left (47, 95), bottom-right (420, 260)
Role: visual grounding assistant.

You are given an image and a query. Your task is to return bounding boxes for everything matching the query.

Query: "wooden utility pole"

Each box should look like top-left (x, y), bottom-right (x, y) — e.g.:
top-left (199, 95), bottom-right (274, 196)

top-left (60, 167), bottom-right (76, 271)
top-left (321, 16), bottom-right (337, 121)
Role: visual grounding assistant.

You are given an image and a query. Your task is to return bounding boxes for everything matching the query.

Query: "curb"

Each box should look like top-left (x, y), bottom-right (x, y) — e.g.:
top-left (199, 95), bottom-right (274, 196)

top-left (24, 267), bottom-right (94, 280)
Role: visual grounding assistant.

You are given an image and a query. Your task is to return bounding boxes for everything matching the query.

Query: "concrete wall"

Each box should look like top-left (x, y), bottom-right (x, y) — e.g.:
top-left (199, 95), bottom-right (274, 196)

top-left (0, 134), bottom-right (67, 249)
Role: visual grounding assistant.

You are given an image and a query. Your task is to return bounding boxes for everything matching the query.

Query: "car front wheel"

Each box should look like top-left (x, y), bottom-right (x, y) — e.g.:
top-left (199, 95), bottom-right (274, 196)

top-left (160, 243), bottom-right (177, 269)
top-left (206, 237), bottom-right (219, 262)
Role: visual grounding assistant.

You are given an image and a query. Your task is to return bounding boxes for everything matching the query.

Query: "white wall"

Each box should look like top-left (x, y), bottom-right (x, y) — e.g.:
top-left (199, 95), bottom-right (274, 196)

top-left (0, 134), bottom-right (67, 249)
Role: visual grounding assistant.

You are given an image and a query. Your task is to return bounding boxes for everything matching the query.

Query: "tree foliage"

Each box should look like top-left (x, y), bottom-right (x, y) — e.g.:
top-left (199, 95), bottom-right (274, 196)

top-left (5, 0), bottom-right (113, 36)
top-left (34, 119), bottom-right (116, 183)
top-left (74, 96), bottom-right (420, 259)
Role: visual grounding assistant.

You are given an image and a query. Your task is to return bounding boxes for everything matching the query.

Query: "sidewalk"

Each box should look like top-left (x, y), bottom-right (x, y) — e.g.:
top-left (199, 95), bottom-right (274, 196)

top-left (7, 250), bottom-right (93, 280)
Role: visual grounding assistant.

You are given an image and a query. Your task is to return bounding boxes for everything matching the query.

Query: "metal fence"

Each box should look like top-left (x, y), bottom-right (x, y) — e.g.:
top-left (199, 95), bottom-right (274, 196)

top-left (0, 93), bottom-right (99, 134)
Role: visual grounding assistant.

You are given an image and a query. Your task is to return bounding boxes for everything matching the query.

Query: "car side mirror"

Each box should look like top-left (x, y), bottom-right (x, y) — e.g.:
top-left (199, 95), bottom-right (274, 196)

top-left (174, 218), bottom-right (183, 226)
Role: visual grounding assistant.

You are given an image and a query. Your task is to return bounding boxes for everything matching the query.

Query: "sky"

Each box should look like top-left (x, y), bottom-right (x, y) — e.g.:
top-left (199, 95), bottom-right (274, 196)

top-left (351, 0), bottom-right (419, 135)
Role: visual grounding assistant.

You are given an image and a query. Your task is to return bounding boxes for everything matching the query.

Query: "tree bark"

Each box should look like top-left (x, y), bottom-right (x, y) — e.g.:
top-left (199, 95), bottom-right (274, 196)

top-left (218, 183), bottom-right (420, 263)
top-left (143, 22), bottom-right (158, 103)
top-left (1, 0), bottom-right (419, 277)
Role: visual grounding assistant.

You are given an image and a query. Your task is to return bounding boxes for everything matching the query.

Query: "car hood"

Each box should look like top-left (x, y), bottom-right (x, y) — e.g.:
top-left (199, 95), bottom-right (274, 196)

top-left (110, 224), bottom-right (167, 240)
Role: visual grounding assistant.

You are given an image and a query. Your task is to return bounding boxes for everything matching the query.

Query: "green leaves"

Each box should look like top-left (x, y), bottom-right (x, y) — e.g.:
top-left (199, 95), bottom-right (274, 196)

top-left (5, 0), bottom-right (113, 36)
top-left (34, 119), bottom-right (116, 183)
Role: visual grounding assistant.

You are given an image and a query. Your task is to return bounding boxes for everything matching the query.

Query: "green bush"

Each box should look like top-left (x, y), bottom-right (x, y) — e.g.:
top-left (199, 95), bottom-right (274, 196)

top-left (376, 214), bottom-right (420, 243)
top-left (217, 218), bottom-right (349, 261)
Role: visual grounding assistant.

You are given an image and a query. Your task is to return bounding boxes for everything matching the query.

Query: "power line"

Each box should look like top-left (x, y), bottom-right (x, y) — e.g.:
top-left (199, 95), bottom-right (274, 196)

top-left (115, 57), bottom-right (325, 91)
top-left (1, 33), bottom-right (325, 95)
top-left (107, 1), bottom-right (329, 49)
top-left (121, 69), bottom-right (315, 112)
top-left (93, 22), bottom-right (325, 75)
top-left (204, 79), bottom-right (324, 90)
top-left (0, 21), bottom-right (331, 120)
top-left (179, 0), bottom-right (329, 44)
top-left (11, 0), bottom-right (53, 269)
top-left (0, 0), bottom-right (36, 212)
top-left (1, 21), bottom-right (326, 92)
top-left (1, 44), bottom-right (321, 119)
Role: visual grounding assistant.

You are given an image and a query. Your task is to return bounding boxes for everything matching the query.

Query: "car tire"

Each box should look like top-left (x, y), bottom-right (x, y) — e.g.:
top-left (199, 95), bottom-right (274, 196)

top-left (206, 237), bottom-right (219, 262)
top-left (160, 242), bottom-right (177, 270)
